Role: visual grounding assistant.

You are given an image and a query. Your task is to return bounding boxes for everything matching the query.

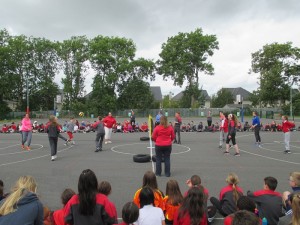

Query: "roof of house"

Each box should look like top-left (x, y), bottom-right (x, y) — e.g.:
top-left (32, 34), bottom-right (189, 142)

top-left (150, 86), bottom-right (162, 101)
top-left (223, 87), bottom-right (251, 101)
top-left (172, 90), bottom-right (211, 101)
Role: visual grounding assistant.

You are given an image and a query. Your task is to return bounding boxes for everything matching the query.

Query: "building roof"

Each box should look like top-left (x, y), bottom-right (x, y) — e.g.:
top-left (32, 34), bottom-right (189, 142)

top-left (172, 90), bottom-right (211, 101)
top-left (223, 87), bottom-right (251, 101)
top-left (150, 86), bottom-right (163, 101)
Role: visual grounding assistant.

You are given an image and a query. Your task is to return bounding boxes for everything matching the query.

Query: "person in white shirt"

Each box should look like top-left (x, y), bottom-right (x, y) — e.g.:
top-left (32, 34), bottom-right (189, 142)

top-left (136, 186), bottom-right (165, 225)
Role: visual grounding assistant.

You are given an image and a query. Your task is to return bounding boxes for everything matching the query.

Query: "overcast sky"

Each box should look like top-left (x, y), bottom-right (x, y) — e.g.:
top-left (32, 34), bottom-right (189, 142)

top-left (1, 0), bottom-right (300, 97)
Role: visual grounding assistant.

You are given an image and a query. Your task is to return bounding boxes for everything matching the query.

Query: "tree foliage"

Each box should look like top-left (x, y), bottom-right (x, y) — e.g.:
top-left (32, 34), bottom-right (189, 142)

top-left (58, 36), bottom-right (89, 110)
top-left (211, 88), bottom-right (234, 108)
top-left (251, 42), bottom-right (300, 106)
top-left (157, 28), bottom-right (218, 107)
top-left (117, 78), bottom-right (154, 110)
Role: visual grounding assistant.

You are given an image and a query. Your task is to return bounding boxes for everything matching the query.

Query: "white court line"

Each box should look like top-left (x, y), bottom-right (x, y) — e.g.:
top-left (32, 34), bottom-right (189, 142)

top-left (111, 142), bottom-right (191, 176)
top-left (0, 144), bottom-right (22, 150)
top-left (239, 149), bottom-right (300, 165)
top-left (0, 145), bottom-right (73, 167)
top-left (110, 143), bottom-right (191, 155)
top-left (0, 144), bottom-right (44, 156)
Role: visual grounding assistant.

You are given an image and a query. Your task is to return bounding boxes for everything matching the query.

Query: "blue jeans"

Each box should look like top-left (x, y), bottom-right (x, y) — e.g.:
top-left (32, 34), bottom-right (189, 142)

top-left (22, 131), bottom-right (32, 146)
top-left (155, 145), bottom-right (172, 176)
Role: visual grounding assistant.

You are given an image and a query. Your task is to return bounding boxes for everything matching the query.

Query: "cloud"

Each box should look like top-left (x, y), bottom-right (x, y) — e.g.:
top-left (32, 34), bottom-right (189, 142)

top-left (1, 0), bottom-right (300, 97)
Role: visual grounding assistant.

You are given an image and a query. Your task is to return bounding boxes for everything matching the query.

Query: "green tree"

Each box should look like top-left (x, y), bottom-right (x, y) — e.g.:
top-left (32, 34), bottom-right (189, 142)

top-left (251, 42), bottom-right (300, 106)
top-left (89, 36), bottom-right (143, 113)
top-left (179, 85), bottom-right (205, 108)
top-left (248, 90), bottom-right (260, 107)
top-left (117, 78), bottom-right (154, 110)
top-left (0, 29), bottom-right (12, 116)
top-left (29, 37), bottom-right (60, 110)
top-left (58, 36), bottom-right (89, 110)
top-left (157, 28), bottom-right (218, 107)
top-left (211, 88), bottom-right (234, 108)
top-left (162, 94), bottom-right (179, 108)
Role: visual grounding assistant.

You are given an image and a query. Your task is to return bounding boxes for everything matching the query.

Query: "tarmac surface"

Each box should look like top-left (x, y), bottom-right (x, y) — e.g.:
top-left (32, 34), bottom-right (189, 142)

top-left (0, 117), bottom-right (299, 224)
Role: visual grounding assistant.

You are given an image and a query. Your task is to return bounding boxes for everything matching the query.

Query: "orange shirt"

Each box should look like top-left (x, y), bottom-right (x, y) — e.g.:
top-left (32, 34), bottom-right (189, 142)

top-left (163, 196), bottom-right (181, 221)
top-left (133, 188), bottom-right (165, 210)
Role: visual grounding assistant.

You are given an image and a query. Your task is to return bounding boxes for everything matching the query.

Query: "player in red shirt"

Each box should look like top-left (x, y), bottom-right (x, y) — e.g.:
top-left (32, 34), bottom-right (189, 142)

top-left (281, 115), bottom-right (295, 154)
top-left (103, 112), bottom-right (116, 144)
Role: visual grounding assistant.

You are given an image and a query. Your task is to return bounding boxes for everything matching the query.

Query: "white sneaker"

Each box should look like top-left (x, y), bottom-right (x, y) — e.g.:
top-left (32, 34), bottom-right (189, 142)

top-left (51, 156), bottom-right (55, 161)
top-left (105, 141), bottom-right (108, 144)
top-left (53, 155), bottom-right (57, 159)
top-left (72, 141), bottom-right (75, 145)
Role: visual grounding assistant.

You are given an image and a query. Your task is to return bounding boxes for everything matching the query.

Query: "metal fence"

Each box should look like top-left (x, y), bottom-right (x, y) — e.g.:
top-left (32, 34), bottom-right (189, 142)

top-left (4, 107), bottom-right (283, 120)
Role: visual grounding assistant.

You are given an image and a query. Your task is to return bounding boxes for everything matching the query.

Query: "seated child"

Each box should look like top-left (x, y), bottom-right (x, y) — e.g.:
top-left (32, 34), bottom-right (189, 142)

top-left (114, 202), bottom-right (139, 225)
top-left (53, 188), bottom-right (76, 225)
top-left (98, 181), bottom-right (118, 224)
top-left (247, 176), bottom-right (284, 225)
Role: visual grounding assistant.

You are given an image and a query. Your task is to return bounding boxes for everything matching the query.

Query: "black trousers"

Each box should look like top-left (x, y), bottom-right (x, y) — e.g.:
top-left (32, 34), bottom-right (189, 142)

top-left (174, 125), bottom-right (181, 143)
top-left (48, 137), bottom-right (58, 156)
top-left (254, 126), bottom-right (261, 143)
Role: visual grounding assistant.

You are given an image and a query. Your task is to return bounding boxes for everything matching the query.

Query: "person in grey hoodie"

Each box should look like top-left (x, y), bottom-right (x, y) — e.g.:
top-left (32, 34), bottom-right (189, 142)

top-left (93, 116), bottom-right (105, 152)
top-left (45, 115), bottom-right (61, 161)
top-left (0, 176), bottom-right (43, 225)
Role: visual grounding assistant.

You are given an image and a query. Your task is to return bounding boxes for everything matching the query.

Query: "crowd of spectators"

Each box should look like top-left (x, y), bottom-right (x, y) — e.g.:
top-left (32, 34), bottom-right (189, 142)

top-left (0, 171), bottom-right (299, 225)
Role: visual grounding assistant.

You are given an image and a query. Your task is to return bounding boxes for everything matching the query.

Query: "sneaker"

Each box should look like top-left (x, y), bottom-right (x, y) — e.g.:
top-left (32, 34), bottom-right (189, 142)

top-left (173, 140), bottom-right (177, 144)
top-left (286, 150), bottom-right (291, 154)
top-left (21, 145), bottom-right (25, 149)
top-left (105, 141), bottom-right (108, 144)
top-left (26, 146), bottom-right (30, 151)
top-left (64, 140), bottom-right (70, 146)
top-left (223, 151), bottom-right (230, 154)
top-left (234, 153), bottom-right (240, 156)
top-left (53, 155), bottom-right (57, 159)
top-left (51, 156), bottom-right (55, 161)
top-left (72, 141), bottom-right (75, 145)
top-left (95, 148), bottom-right (100, 152)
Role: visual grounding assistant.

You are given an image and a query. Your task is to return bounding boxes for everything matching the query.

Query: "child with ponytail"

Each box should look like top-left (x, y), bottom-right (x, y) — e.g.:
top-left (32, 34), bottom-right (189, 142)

top-left (210, 173), bottom-right (243, 217)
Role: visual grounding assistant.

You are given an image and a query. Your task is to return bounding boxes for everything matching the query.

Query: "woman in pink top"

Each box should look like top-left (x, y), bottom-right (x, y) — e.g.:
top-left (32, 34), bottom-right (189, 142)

top-left (21, 113), bottom-right (33, 150)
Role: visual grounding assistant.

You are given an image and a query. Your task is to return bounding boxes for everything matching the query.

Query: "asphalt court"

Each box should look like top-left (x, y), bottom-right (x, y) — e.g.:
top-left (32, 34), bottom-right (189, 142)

top-left (0, 129), bottom-right (299, 223)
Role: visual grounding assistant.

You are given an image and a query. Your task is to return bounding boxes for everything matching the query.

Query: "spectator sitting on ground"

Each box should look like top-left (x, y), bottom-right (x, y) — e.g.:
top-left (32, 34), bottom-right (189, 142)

top-left (64, 169), bottom-right (116, 224)
top-left (114, 202), bottom-right (139, 225)
top-left (1, 124), bottom-right (9, 133)
top-left (123, 120), bottom-right (129, 133)
top-left (115, 123), bottom-right (123, 133)
top-left (264, 123), bottom-right (271, 131)
top-left (140, 122), bottom-right (148, 132)
top-left (134, 122), bottom-right (140, 132)
top-left (232, 210), bottom-right (260, 225)
top-left (32, 121), bottom-right (39, 133)
top-left (38, 123), bottom-right (45, 133)
top-left (278, 193), bottom-right (300, 225)
top-left (197, 122), bottom-right (204, 132)
top-left (210, 173), bottom-right (243, 217)
top-left (136, 187), bottom-right (165, 225)
top-left (9, 122), bottom-right (17, 133)
top-left (224, 196), bottom-right (259, 225)
top-left (181, 123), bottom-right (187, 132)
top-left (247, 176), bottom-right (284, 225)
top-left (133, 171), bottom-right (165, 210)
top-left (236, 122), bottom-right (242, 132)
top-left (173, 187), bottom-right (208, 225)
top-left (53, 188), bottom-right (76, 225)
top-left (270, 121), bottom-right (277, 132)
top-left (0, 176), bottom-right (44, 225)
top-left (282, 172), bottom-right (300, 212)
top-left (214, 122), bottom-right (220, 131)
top-left (243, 121), bottom-right (250, 132)
top-left (277, 124), bottom-right (283, 131)
top-left (98, 181), bottom-right (118, 223)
